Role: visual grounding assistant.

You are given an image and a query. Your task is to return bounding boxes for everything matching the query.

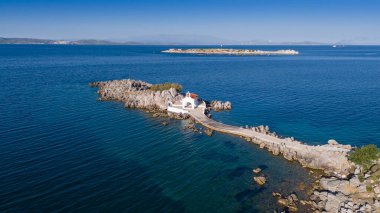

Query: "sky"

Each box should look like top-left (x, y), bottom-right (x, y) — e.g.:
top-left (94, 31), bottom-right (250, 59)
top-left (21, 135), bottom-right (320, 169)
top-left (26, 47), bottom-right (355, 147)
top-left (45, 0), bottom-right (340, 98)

top-left (0, 0), bottom-right (380, 44)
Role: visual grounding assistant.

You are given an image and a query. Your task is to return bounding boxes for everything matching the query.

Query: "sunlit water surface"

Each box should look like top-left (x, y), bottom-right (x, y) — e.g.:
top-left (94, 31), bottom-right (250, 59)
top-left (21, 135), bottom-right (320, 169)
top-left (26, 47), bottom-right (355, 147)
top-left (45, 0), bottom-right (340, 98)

top-left (1, 45), bottom-right (380, 212)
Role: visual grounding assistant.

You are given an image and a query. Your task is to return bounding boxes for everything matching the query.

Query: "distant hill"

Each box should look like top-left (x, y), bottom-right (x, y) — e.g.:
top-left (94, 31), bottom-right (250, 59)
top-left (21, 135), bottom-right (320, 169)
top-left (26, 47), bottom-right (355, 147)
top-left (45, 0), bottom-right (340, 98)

top-left (0, 36), bottom-right (334, 45)
top-left (241, 40), bottom-right (329, 45)
top-left (0, 37), bottom-right (142, 45)
top-left (0, 37), bottom-right (56, 44)
top-left (71, 39), bottom-right (141, 45)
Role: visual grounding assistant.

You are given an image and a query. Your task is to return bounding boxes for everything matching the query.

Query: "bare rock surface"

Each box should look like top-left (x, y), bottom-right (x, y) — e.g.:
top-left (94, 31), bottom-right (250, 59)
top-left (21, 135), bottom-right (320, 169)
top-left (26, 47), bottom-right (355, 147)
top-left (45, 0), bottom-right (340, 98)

top-left (273, 192), bottom-right (301, 212)
top-left (210, 100), bottom-right (232, 111)
top-left (310, 164), bottom-right (380, 212)
top-left (90, 79), bottom-right (184, 111)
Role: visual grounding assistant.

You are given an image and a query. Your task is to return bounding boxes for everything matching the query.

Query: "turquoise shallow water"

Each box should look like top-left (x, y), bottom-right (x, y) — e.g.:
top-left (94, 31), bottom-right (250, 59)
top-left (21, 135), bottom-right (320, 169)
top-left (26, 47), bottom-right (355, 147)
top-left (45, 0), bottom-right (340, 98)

top-left (0, 45), bottom-right (380, 212)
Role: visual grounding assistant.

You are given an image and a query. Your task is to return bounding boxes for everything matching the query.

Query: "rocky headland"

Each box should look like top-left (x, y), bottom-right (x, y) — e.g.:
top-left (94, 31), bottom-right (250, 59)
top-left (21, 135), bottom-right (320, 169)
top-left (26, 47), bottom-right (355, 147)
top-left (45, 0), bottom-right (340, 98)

top-left (90, 79), bottom-right (380, 212)
top-left (308, 145), bottom-right (380, 212)
top-left (90, 80), bottom-right (182, 111)
top-left (89, 79), bottom-right (231, 118)
top-left (162, 48), bottom-right (299, 55)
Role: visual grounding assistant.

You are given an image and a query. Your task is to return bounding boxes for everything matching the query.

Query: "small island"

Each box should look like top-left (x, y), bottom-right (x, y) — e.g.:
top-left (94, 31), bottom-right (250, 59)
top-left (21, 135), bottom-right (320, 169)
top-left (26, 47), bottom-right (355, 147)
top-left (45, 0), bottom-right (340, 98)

top-left (162, 48), bottom-right (299, 55)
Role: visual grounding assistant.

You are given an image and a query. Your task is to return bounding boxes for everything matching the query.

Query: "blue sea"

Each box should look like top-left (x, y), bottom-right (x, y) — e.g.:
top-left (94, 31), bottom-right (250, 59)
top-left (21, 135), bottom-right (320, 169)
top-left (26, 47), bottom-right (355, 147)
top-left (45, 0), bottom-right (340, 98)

top-left (0, 45), bottom-right (379, 212)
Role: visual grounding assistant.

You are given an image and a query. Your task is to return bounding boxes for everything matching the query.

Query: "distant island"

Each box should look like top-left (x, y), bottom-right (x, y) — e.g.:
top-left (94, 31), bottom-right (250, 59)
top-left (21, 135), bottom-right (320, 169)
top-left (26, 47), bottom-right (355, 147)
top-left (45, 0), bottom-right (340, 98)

top-left (162, 48), bottom-right (299, 55)
top-left (0, 37), bottom-right (141, 45)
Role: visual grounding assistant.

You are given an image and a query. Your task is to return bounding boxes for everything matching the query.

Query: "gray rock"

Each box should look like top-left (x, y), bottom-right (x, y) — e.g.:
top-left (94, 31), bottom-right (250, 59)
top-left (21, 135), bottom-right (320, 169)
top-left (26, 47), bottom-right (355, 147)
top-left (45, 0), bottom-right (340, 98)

top-left (370, 164), bottom-right (380, 173)
top-left (373, 186), bottom-right (380, 194)
top-left (374, 200), bottom-right (380, 208)
top-left (210, 100), bottom-right (232, 111)
top-left (319, 192), bottom-right (328, 201)
top-left (354, 167), bottom-right (361, 175)
top-left (288, 193), bottom-right (298, 202)
top-left (320, 178), bottom-right (352, 195)
top-left (324, 192), bottom-right (346, 212)
top-left (91, 79), bottom-right (185, 112)
top-left (253, 176), bottom-right (266, 185)
top-left (328, 139), bottom-right (339, 145)
top-left (252, 168), bottom-right (261, 174)
top-left (349, 176), bottom-right (361, 188)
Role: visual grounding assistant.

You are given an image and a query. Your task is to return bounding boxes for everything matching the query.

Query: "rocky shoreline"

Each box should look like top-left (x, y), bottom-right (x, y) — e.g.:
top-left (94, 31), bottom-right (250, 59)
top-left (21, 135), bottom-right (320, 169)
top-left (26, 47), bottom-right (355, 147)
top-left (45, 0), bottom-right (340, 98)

top-left (90, 79), bottom-right (380, 212)
top-left (162, 48), bottom-right (299, 55)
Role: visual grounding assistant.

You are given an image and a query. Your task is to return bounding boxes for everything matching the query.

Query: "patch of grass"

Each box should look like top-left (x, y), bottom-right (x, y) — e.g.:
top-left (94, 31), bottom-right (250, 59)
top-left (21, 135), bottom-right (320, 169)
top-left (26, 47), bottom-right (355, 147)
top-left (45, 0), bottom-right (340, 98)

top-left (370, 170), bottom-right (380, 183)
top-left (348, 144), bottom-right (380, 170)
top-left (149, 83), bottom-right (182, 92)
top-left (366, 185), bottom-right (373, 192)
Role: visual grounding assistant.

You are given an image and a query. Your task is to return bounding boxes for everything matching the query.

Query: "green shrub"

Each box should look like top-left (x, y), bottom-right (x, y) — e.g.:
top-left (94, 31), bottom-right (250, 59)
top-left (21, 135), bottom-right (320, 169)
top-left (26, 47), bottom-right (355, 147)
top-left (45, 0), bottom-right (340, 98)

top-left (348, 144), bottom-right (380, 170)
top-left (149, 83), bottom-right (182, 92)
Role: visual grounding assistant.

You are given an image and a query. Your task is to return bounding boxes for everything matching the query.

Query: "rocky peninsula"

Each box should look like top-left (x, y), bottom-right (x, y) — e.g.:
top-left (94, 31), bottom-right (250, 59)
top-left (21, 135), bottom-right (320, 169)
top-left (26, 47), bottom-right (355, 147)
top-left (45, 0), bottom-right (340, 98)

top-left (89, 79), bottom-right (230, 118)
top-left (162, 48), bottom-right (299, 55)
top-left (90, 79), bottom-right (380, 212)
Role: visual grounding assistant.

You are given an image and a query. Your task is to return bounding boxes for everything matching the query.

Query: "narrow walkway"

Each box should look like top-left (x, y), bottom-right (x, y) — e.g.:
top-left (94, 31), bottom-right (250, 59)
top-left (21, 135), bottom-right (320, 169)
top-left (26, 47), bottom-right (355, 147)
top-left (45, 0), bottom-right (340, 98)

top-left (188, 108), bottom-right (352, 176)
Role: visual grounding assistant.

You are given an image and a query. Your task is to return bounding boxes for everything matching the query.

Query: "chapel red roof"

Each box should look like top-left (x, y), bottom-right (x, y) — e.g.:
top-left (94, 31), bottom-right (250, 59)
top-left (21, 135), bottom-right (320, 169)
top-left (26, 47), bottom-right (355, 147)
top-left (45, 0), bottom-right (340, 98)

top-left (190, 93), bottom-right (198, 99)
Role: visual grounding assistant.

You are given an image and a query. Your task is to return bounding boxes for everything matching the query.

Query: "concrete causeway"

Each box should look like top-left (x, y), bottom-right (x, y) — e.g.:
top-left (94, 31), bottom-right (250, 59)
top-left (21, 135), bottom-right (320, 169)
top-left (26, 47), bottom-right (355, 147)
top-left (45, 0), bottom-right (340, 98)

top-left (189, 108), bottom-right (352, 177)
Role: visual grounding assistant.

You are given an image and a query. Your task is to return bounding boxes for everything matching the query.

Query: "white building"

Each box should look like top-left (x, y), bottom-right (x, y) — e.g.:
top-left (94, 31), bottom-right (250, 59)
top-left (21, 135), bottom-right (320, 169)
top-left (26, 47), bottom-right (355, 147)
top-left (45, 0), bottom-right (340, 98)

top-left (182, 92), bottom-right (199, 109)
top-left (167, 91), bottom-right (205, 114)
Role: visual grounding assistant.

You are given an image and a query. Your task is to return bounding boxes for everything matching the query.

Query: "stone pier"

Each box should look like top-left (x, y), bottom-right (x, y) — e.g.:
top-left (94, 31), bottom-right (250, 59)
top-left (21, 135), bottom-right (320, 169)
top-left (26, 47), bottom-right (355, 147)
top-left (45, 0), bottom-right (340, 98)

top-left (188, 108), bottom-right (352, 177)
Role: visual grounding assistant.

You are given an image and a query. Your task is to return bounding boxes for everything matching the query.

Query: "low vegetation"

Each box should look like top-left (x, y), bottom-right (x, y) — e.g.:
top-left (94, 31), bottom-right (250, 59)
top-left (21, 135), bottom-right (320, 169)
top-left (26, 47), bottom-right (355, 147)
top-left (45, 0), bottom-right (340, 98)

top-left (149, 83), bottom-right (182, 92)
top-left (366, 185), bottom-right (373, 192)
top-left (348, 144), bottom-right (380, 170)
top-left (370, 170), bottom-right (380, 183)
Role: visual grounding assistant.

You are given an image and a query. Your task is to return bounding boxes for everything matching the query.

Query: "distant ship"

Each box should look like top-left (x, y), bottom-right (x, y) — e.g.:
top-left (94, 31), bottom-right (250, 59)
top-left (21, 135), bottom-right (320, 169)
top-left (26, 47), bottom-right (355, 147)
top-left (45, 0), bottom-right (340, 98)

top-left (332, 43), bottom-right (345, 48)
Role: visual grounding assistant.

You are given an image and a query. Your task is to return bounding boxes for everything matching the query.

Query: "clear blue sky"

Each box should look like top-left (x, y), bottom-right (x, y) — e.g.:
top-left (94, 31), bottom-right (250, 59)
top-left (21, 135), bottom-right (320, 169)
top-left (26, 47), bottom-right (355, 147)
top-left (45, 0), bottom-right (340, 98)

top-left (0, 0), bottom-right (379, 44)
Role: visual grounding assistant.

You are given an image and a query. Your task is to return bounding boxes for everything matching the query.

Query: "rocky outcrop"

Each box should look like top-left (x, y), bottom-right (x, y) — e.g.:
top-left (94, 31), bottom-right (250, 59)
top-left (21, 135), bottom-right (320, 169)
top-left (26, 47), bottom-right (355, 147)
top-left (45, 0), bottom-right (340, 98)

top-left (204, 128), bottom-right (213, 136)
top-left (273, 192), bottom-right (300, 212)
top-left (253, 176), bottom-right (266, 185)
top-left (236, 123), bottom-right (353, 177)
top-left (90, 79), bottom-right (184, 111)
top-left (252, 125), bottom-right (271, 135)
top-left (253, 168), bottom-right (262, 174)
top-left (162, 48), bottom-right (299, 55)
top-left (168, 112), bottom-right (190, 120)
top-left (310, 164), bottom-right (380, 212)
top-left (210, 100), bottom-right (232, 111)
